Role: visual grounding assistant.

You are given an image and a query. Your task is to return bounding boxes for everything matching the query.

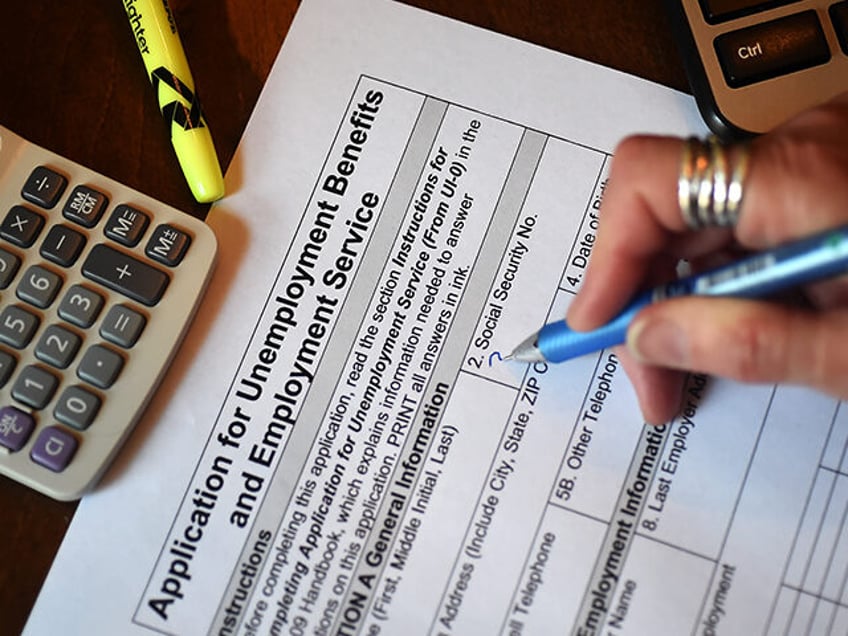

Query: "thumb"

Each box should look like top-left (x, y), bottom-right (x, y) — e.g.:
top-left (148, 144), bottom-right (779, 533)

top-left (625, 297), bottom-right (848, 398)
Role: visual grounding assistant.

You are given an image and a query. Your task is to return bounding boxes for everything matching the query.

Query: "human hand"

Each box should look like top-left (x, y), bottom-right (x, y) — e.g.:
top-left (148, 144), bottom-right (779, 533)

top-left (566, 92), bottom-right (848, 425)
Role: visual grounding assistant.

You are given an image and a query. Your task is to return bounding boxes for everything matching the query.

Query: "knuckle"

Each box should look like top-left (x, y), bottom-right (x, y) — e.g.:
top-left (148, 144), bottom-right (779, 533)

top-left (610, 135), bottom-right (660, 180)
top-left (722, 310), bottom-right (848, 395)
top-left (787, 96), bottom-right (848, 136)
top-left (761, 126), bottom-right (848, 186)
top-left (722, 313), bottom-right (788, 383)
top-left (613, 135), bottom-right (653, 162)
top-left (810, 316), bottom-right (848, 397)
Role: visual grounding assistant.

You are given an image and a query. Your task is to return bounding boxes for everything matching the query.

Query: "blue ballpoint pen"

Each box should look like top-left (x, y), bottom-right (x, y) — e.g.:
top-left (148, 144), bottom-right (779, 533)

top-left (507, 223), bottom-right (848, 363)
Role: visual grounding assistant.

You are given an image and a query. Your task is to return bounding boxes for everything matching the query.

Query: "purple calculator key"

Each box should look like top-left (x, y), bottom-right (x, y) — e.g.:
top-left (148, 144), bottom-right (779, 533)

top-left (30, 426), bottom-right (78, 472)
top-left (0, 406), bottom-right (35, 451)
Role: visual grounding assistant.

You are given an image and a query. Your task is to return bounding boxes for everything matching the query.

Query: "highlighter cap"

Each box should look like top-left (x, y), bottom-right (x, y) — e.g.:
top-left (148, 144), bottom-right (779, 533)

top-left (171, 127), bottom-right (225, 203)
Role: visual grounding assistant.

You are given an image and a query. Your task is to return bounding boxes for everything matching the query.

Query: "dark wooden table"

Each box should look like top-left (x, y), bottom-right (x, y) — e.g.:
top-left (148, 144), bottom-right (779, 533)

top-left (0, 2), bottom-right (688, 633)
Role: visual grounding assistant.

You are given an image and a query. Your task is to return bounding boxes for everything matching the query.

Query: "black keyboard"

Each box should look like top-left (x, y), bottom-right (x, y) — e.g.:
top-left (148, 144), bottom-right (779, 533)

top-left (664, 0), bottom-right (848, 137)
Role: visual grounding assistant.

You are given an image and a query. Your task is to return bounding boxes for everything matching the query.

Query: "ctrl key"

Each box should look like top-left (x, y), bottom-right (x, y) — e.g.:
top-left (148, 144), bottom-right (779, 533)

top-left (30, 425), bottom-right (78, 472)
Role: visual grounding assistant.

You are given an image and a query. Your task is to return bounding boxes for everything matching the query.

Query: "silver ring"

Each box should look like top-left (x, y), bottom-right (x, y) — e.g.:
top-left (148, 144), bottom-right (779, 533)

top-left (678, 136), bottom-right (750, 229)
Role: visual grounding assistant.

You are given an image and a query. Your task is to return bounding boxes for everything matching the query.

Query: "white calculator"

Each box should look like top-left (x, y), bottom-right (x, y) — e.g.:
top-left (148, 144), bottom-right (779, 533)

top-left (0, 125), bottom-right (217, 500)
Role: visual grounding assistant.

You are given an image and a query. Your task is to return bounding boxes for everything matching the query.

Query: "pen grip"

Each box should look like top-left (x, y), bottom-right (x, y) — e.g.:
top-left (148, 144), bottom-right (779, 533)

top-left (538, 291), bottom-right (652, 362)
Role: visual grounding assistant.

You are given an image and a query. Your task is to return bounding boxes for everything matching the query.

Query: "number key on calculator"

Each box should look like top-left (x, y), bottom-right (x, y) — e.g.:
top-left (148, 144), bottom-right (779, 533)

top-left (0, 125), bottom-right (217, 500)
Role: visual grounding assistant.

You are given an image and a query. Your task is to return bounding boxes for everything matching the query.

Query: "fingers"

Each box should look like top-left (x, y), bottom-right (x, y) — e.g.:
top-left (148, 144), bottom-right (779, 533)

top-left (568, 93), bottom-right (848, 420)
top-left (737, 92), bottom-right (848, 248)
top-left (615, 348), bottom-right (687, 425)
top-left (566, 134), bottom-right (714, 331)
top-left (568, 92), bottom-right (848, 333)
top-left (805, 275), bottom-right (848, 310)
top-left (626, 297), bottom-right (848, 399)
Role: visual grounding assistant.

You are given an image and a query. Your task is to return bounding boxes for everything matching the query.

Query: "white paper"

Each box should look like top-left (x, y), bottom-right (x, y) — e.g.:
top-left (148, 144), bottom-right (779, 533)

top-left (26, 1), bottom-right (848, 634)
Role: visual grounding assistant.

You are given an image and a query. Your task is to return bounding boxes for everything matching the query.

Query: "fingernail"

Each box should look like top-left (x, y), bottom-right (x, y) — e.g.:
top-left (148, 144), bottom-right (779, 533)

top-left (627, 316), bottom-right (690, 367)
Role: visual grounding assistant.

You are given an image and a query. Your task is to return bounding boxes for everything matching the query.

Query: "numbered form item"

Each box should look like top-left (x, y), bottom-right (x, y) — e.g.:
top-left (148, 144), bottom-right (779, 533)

top-left (0, 125), bottom-right (217, 500)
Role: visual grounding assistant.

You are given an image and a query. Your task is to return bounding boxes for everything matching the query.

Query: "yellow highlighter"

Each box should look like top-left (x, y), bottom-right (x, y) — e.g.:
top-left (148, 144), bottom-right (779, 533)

top-left (122, 0), bottom-right (225, 203)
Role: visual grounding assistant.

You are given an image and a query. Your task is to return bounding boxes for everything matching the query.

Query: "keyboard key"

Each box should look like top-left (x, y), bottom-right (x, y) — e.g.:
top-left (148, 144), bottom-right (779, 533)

top-left (21, 166), bottom-right (67, 209)
top-left (100, 305), bottom-right (146, 348)
top-left (58, 285), bottom-right (104, 328)
top-left (12, 364), bottom-right (59, 409)
top-left (35, 324), bottom-right (82, 369)
top-left (16, 264), bottom-right (63, 308)
top-left (0, 350), bottom-right (16, 387)
top-left (40, 224), bottom-right (87, 266)
top-left (0, 248), bottom-right (21, 289)
top-left (82, 244), bottom-right (169, 306)
top-left (833, 2), bottom-right (848, 55)
top-left (0, 406), bottom-right (34, 452)
top-left (104, 204), bottom-right (150, 247)
top-left (54, 385), bottom-right (101, 431)
top-left (0, 205), bottom-right (45, 247)
top-left (77, 344), bottom-right (124, 389)
top-left (63, 185), bottom-right (108, 227)
top-left (0, 305), bottom-right (40, 349)
top-left (145, 224), bottom-right (191, 266)
top-left (700, 0), bottom-right (801, 23)
top-left (30, 426), bottom-right (78, 472)
top-left (714, 10), bottom-right (830, 87)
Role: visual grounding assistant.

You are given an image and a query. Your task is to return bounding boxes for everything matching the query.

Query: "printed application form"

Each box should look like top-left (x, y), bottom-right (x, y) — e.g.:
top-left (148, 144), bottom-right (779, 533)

top-left (26, 0), bottom-right (848, 634)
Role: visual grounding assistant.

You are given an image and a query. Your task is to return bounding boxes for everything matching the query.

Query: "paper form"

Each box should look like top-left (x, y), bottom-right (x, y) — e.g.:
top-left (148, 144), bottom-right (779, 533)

top-left (25, 0), bottom-right (848, 634)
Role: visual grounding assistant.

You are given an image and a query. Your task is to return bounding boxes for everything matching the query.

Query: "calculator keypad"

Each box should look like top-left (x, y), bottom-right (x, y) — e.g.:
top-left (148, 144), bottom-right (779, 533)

top-left (0, 124), bottom-right (217, 499)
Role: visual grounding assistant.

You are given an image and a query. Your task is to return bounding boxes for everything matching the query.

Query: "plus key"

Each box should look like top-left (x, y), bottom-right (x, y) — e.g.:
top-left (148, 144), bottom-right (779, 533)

top-left (82, 244), bottom-right (169, 306)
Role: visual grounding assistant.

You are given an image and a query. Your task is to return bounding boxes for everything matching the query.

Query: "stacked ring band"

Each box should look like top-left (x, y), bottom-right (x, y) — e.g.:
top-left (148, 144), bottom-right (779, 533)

top-left (678, 136), bottom-right (749, 229)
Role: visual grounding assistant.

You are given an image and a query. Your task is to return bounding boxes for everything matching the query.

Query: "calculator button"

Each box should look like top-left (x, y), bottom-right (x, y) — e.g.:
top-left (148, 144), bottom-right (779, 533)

top-left (0, 205), bottom-right (45, 247)
top-left (0, 305), bottom-right (40, 349)
top-left (16, 264), bottom-right (63, 308)
top-left (699, 0), bottom-right (800, 24)
top-left (104, 204), bottom-right (150, 247)
top-left (0, 248), bottom-right (21, 289)
top-left (54, 385), bottom-right (101, 431)
top-left (12, 364), bottom-right (59, 409)
top-left (21, 166), bottom-right (67, 209)
top-left (58, 285), bottom-right (104, 328)
top-left (0, 350), bottom-right (16, 387)
top-left (62, 185), bottom-right (109, 228)
top-left (82, 244), bottom-right (169, 306)
top-left (77, 344), bottom-right (124, 389)
top-left (35, 324), bottom-right (82, 369)
top-left (714, 11), bottom-right (830, 87)
top-left (40, 224), bottom-right (87, 267)
top-left (100, 305), bottom-right (146, 348)
top-left (833, 3), bottom-right (848, 55)
top-left (145, 224), bottom-right (191, 267)
top-left (30, 426), bottom-right (78, 472)
top-left (0, 406), bottom-right (35, 452)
